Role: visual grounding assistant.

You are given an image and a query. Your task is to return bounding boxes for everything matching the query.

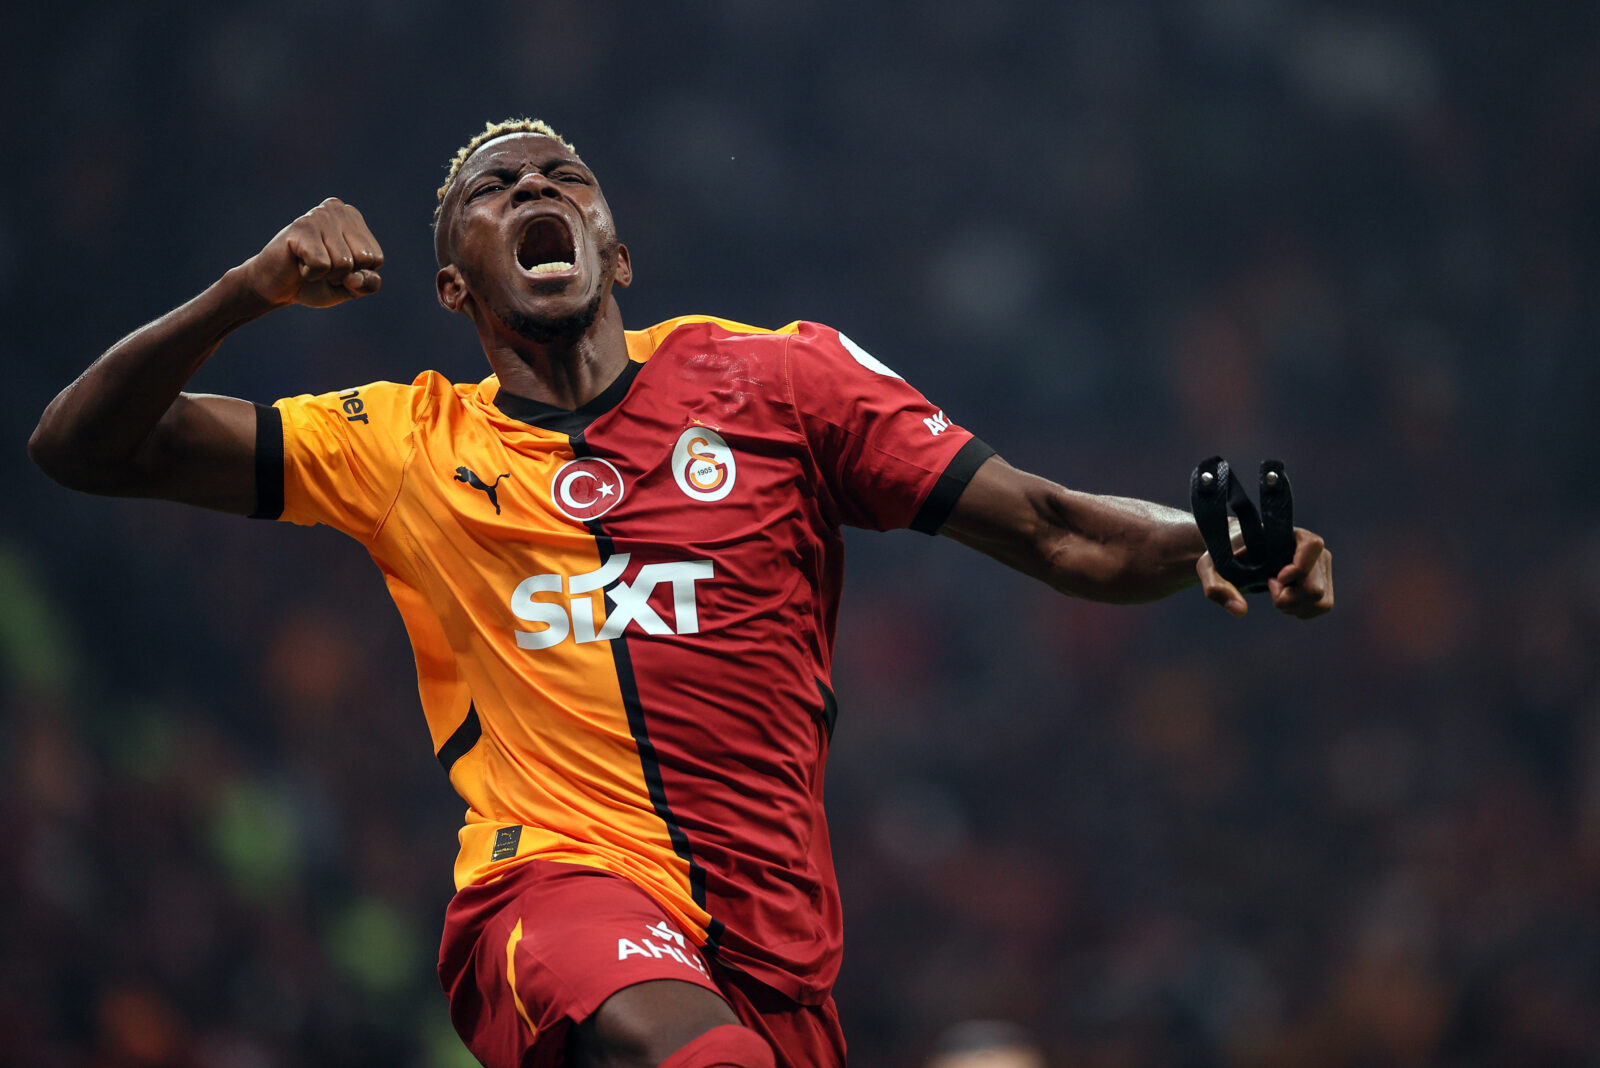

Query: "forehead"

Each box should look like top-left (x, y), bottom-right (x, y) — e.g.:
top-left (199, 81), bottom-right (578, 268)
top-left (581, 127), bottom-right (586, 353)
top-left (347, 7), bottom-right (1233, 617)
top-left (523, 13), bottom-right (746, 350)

top-left (458, 133), bottom-right (587, 181)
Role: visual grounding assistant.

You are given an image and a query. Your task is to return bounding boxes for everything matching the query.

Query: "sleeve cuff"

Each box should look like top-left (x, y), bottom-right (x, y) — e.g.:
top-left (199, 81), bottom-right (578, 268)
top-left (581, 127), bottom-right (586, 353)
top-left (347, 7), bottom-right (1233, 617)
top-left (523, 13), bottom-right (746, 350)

top-left (910, 436), bottom-right (997, 534)
top-left (248, 402), bottom-right (285, 520)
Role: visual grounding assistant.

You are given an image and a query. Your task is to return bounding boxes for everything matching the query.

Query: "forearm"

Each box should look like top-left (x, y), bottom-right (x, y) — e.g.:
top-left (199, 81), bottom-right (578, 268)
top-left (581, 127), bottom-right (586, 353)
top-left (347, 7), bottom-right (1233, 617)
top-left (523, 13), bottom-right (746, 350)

top-left (942, 459), bottom-right (1213, 604)
top-left (30, 267), bottom-right (277, 490)
top-left (1032, 490), bottom-right (1208, 602)
top-left (945, 456), bottom-right (1331, 617)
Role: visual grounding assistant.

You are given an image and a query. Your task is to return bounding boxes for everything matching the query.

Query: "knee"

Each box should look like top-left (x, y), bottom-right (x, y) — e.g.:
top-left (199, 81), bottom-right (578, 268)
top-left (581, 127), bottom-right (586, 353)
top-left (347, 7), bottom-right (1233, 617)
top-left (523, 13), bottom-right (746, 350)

top-left (657, 1024), bottom-right (775, 1068)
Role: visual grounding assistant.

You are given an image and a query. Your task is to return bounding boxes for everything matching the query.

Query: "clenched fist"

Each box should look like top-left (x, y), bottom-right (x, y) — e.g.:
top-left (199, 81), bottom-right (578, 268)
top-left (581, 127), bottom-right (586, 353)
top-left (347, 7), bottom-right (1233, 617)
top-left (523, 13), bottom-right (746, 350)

top-left (239, 198), bottom-right (385, 308)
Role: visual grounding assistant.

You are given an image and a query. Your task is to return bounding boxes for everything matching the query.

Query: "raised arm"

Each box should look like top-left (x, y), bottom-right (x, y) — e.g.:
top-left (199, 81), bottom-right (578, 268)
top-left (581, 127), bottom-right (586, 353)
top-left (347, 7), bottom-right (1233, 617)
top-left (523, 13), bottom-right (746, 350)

top-left (28, 198), bottom-right (384, 514)
top-left (940, 455), bottom-right (1333, 619)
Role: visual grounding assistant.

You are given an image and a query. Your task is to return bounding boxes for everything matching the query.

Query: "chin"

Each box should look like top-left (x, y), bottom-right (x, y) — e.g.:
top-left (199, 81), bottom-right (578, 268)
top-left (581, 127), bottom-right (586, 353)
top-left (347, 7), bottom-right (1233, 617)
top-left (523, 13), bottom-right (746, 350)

top-left (497, 290), bottom-right (605, 345)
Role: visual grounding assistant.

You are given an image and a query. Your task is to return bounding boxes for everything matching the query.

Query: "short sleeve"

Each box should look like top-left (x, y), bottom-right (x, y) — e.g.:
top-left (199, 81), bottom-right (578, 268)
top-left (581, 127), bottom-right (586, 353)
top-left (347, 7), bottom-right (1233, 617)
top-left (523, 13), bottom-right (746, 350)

top-left (255, 379), bottom-right (422, 543)
top-left (784, 323), bottom-right (994, 532)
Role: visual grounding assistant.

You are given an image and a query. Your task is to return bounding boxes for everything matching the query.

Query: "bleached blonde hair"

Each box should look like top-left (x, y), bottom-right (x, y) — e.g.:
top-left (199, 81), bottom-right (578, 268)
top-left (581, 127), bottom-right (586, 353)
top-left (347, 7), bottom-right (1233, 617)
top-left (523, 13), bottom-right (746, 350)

top-left (433, 117), bottom-right (577, 228)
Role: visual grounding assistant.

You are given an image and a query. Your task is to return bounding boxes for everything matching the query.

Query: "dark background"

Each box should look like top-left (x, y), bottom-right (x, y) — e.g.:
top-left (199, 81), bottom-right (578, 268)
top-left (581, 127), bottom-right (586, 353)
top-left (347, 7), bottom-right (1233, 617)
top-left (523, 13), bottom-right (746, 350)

top-left (4, 2), bottom-right (1600, 1065)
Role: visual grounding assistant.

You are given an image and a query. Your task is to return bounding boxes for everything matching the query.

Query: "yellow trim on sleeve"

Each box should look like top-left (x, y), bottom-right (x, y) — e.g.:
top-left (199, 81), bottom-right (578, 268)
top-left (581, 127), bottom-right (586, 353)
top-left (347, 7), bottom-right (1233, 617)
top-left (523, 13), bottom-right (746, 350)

top-left (623, 316), bottom-right (805, 362)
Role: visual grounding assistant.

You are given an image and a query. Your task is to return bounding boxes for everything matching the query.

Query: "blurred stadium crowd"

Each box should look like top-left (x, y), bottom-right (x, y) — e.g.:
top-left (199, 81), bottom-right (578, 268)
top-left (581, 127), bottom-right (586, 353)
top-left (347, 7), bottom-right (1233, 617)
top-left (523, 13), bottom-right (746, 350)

top-left (4, 1), bottom-right (1599, 1065)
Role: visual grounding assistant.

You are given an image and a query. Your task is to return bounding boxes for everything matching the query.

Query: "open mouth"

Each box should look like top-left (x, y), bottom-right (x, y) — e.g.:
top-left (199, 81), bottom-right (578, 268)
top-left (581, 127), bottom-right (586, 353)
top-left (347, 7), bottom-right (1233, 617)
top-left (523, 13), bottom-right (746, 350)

top-left (516, 217), bottom-right (576, 275)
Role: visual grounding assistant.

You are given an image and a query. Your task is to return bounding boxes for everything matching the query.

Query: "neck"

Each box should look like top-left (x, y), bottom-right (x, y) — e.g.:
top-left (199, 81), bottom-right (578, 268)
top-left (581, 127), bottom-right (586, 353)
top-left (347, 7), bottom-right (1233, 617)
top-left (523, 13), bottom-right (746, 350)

top-left (480, 295), bottom-right (630, 409)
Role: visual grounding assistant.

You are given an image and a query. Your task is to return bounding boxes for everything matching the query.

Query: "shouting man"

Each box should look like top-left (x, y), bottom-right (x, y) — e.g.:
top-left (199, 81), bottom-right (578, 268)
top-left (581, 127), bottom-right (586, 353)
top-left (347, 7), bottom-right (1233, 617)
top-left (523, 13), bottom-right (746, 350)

top-left (31, 118), bottom-right (1333, 1068)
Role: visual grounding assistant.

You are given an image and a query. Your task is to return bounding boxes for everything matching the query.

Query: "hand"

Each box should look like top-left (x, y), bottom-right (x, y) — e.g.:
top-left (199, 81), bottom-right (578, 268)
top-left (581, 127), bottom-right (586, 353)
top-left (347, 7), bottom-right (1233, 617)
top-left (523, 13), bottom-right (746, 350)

top-left (237, 198), bottom-right (385, 309)
top-left (1197, 527), bottom-right (1334, 619)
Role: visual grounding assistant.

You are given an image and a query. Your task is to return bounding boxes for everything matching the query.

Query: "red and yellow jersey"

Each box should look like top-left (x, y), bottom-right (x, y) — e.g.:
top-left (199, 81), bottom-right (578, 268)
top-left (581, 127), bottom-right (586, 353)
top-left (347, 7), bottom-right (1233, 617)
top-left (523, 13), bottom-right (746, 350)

top-left (254, 316), bottom-right (993, 1003)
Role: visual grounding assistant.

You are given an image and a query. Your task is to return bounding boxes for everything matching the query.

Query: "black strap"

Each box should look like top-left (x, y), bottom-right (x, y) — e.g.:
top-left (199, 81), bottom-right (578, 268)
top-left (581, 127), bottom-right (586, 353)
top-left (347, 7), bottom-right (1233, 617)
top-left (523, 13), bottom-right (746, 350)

top-left (249, 403), bottom-right (285, 520)
top-left (1190, 456), bottom-right (1295, 593)
top-left (912, 437), bottom-right (997, 534)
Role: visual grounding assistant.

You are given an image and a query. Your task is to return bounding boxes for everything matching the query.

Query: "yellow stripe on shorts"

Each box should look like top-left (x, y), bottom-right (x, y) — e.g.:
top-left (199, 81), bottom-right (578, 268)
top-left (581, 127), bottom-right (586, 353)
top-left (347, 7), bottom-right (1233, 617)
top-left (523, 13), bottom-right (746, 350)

top-left (505, 919), bottom-right (538, 1038)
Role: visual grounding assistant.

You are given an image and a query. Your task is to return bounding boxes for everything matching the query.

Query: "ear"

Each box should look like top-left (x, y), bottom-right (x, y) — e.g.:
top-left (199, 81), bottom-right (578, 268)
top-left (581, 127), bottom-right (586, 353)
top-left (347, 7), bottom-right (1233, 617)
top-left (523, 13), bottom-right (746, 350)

top-left (436, 265), bottom-right (468, 312)
top-left (612, 243), bottom-right (632, 289)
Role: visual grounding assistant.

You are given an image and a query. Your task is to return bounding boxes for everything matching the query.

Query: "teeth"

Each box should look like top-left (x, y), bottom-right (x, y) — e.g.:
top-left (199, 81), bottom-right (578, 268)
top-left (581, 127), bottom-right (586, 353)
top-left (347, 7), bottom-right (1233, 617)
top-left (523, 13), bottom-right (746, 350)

top-left (525, 261), bottom-right (573, 275)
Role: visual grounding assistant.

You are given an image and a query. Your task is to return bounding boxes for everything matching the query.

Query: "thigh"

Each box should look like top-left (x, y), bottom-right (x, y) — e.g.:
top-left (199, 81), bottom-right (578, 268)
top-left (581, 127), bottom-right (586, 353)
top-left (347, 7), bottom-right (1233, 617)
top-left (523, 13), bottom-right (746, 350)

top-left (710, 959), bottom-right (846, 1068)
top-left (439, 860), bottom-right (725, 1068)
top-left (568, 978), bottom-right (742, 1068)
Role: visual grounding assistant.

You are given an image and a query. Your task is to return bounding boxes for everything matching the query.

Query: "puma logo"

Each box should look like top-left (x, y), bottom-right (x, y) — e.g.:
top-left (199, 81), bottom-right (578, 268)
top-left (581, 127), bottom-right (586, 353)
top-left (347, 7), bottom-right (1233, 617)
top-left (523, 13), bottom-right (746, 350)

top-left (454, 467), bottom-right (511, 514)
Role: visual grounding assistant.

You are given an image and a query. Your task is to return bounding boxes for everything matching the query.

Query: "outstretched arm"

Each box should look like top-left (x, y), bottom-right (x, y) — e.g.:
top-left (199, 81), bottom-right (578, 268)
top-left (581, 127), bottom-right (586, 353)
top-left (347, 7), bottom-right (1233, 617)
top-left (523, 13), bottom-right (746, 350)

top-left (940, 455), bottom-right (1333, 618)
top-left (29, 198), bottom-right (384, 514)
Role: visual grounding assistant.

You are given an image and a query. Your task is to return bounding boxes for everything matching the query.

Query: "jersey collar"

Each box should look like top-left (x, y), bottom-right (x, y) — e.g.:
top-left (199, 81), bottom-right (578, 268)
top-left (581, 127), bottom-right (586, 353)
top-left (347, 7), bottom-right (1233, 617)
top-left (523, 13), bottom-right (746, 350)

top-left (492, 359), bottom-right (643, 436)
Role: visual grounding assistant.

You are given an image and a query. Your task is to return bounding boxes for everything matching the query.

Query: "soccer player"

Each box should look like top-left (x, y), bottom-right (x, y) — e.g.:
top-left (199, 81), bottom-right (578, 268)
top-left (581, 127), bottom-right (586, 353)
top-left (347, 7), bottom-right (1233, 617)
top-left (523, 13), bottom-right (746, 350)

top-left (30, 118), bottom-right (1333, 1068)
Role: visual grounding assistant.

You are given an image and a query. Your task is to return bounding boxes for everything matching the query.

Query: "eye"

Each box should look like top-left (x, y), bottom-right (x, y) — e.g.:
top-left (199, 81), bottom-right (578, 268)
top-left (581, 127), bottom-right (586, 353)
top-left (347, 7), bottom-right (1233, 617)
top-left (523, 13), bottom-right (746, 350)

top-left (556, 171), bottom-right (588, 184)
top-left (469, 182), bottom-right (505, 200)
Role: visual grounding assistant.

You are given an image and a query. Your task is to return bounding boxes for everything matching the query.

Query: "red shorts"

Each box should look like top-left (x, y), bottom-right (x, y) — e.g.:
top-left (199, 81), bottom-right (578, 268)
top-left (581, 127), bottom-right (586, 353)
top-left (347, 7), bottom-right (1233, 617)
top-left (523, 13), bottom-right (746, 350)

top-left (437, 859), bottom-right (844, 1068)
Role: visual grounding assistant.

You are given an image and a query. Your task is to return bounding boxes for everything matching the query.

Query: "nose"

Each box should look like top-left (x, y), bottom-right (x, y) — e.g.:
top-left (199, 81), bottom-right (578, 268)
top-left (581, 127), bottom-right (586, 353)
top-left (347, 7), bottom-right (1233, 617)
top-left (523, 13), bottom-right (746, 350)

top-left (511, 170), bottom-right (562, 202)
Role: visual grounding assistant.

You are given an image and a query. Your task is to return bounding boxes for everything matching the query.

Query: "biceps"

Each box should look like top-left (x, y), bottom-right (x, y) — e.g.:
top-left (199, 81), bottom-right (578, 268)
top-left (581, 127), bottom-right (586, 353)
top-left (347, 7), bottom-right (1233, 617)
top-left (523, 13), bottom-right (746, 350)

top-left (132, 393), bottom-right (261, 514)
top-left (941, 455), bottom-right (1028, 536)
top-left (940, 457), bottom-right (1060, 570)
